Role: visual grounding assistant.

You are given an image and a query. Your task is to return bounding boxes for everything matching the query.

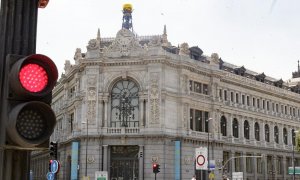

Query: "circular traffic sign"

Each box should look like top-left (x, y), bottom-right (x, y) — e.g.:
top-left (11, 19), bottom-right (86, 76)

top-left (196, 155), bottom-right (206, 166)
top-left (46, 172), bottom-right (54, 180)
top-left (50, 160), bottom-right (59, 173)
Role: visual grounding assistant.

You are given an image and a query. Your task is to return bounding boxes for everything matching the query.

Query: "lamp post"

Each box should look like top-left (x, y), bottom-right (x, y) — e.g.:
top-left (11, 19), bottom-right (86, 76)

top-left (293, 130), bottom-right (298, 180)
top-left (82, 120), bottom-right (89, 179)
top-left (207, 118), bottom-right (213, 178)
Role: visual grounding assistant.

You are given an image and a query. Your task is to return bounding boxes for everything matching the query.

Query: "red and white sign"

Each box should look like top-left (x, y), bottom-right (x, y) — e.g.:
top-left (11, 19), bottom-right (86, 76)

top-left (195, 147), bottom-right (208, 170)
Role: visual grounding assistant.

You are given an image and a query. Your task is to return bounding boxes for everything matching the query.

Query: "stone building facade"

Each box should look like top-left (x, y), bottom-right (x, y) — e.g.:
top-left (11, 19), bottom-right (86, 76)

top-left (31, 25), bottom-right (300, 180)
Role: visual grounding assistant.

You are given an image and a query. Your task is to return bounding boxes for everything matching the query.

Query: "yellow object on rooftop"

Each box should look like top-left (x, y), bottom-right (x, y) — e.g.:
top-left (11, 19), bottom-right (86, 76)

top-left (123, 3), bottom-right (133, 12)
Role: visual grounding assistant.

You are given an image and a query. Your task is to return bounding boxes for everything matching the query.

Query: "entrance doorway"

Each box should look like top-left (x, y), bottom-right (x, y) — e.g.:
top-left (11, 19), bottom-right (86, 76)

top-left (110, 146), bottom-right (139, 180)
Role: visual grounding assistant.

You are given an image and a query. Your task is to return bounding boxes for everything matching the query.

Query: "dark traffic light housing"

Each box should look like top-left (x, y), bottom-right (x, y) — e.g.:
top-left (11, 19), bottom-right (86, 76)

top-left (3, 54), bottom-right (58, 148)
top-left (50, 141), bottom-right (58, 159)
top-left (153, 163), bottom-right (160, 174)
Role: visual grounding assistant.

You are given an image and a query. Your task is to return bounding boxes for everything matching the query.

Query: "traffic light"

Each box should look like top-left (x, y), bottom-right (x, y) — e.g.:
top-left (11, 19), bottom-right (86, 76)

top-left (50, 141), bottom-right (58, 159)
top-left (3, 54), bottom-right (58, 148)
top-left (49, 160), bottom-right (53, 171)
top-left (153, 163), bottom-right (160, 174)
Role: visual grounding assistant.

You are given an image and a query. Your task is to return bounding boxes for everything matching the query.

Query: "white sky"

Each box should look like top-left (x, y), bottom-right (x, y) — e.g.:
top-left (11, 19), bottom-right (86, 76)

top-left (36, 0), bottom-right (300, 80)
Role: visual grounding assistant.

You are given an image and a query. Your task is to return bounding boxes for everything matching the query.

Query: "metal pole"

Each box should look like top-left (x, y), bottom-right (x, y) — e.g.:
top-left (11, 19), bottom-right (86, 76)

top-left (293, 144), bottom-right (295, 180)
top-left (155, 173), bottom-right (157, 180)
top-left (86, 120), bottom-right (88, 177)
top-left (207, 118), bottom-right (210, 177)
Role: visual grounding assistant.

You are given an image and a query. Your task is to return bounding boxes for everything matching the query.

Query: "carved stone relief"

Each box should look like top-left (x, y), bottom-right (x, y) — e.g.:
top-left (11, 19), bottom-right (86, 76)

top-left (103, 29), bottom-right (145, 57)
top-left (149, 73), bottom-right (160, 123)
top-left (183, 103), bottom-right (188, 128)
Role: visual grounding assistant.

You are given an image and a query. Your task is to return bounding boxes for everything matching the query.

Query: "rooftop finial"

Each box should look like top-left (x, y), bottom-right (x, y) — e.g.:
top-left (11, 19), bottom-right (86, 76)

top-left (97, 28), bottom-right (101, 41)
top-left (292, 60), bottom-right (300, 78)
top-left (122, 4), bottom-right (133, 31)
top-left (163, 24), bottom-right (167, 35)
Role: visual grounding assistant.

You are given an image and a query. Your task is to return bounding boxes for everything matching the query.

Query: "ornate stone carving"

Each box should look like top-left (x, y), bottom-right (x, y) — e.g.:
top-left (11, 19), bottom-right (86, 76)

top-left (179, 43), bottom-right (190, 56)
top-left (180, 74), bottom-right (188, 94)
top-left (104, 29), bottom-right (145, 57)
top-left (87, 39), bottom-right (99, 50)
top-left (148, 36), bottom-right (162, 47)
top-left (86, 39), bottom-right (101, 59)
top-left (150, 73), bottom-right (160, 123)
top-left (210, 53), bottom-right (220, 65)
top-left (87, 75), bottom-right (97, 86)
top-left (74, 48), bottom-right (82, 62)
top-left (64, 60), bottom-right (71, 73)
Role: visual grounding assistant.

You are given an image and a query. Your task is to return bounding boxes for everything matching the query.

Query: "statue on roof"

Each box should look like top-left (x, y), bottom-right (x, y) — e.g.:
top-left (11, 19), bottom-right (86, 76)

top-left (179, 43), bottom-right (190, 56)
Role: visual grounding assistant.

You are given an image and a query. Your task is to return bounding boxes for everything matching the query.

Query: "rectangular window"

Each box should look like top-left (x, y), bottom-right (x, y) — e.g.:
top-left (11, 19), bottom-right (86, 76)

top-left (253, 97), bottom-right (255, 107)
top-left (262, 100), bottom-right (265, 109)
top-left (203, 84), bottom-right (208, 95)
top-left (219, 89), bottom-right (222, 99)
top-left (267, 101), bottom-right (270, 111)
top-left (257, 155), bottom-right (262, 174)
top-left (277, 157), bottom-right (282, 174)
top-left (236, 93), bottom-right (239, 103)
top-left (231, 92), bottom-right (234, 102)
top-left (195, 110), bottom-right (202, 131)
top-left (224, 90), bottom-right (228, 101)
top-left (276, 104), bottom-right (279, 112)
top-left (235, 152), bottom-right (241, 172)
top-left (242, 95), bottom-right (245, 105)
top-left (223, 151), bottom-right (230, 172)
top-left (189, 80), bottom-right (193, 91)
top-left (69, 113), bottom-right (74, 132)
top-left (257, 99), bottom-right (260, 108)
top-left (190, 109), bottom-right (194, 130)
top-left (281, 105), bottom-right (284, 113)
top-left (246, 154), bottom-right (252, 173)
top-left (194, 82), bottom-right (202, 93)
top-left (293, 108), bottom-right (296, 116)
top-left (247, 96), bottom-right (250, 106)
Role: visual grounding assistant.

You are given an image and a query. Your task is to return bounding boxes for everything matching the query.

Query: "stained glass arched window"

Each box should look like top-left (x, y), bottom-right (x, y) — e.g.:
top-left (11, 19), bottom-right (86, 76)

top-left (111, 79), bottom-right (139, 127)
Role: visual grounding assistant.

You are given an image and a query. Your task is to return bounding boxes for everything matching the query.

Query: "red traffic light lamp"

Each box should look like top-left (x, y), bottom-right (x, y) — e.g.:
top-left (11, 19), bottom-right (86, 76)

top-left (153, 163), bottom-right (160, 174)
top-left (3, 54), bottom-right (58, 148)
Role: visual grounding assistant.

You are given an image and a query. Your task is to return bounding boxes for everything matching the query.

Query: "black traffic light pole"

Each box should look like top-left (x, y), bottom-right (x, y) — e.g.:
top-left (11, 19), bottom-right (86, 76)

top-left (0, 0), bottom-right (38, 179)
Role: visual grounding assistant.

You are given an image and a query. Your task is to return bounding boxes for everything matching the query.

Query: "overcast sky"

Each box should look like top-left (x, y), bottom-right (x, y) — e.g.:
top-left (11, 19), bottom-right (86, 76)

top-left (36, 0), bottom-right (300, 80)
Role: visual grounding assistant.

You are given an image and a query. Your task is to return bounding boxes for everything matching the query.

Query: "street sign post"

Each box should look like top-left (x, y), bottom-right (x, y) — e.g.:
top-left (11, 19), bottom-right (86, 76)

top-left (195, 147), bottom-right (208, 170)
top-left (95, 171), bottom-right (108, 180)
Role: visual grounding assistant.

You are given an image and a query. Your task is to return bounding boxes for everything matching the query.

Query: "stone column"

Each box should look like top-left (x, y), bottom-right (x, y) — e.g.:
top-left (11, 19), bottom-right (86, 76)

top-left (283, 156), bottom-right (287, 180)
top-left (273, 156), bottom-right (277, 180)
top-left (263, 155), bottom-right (268, 180)
top-left (230, 151), bottom-right (235, 179)
top-left (253, 153), bottom-right (258, 180)
top-left (279, 124), bottom-right (284, 145)
top-left (104, 100), bottom-right (108, 127)
top-left (270, 123), bottom-right (275, 143)
top-left (239, 116), bottom-right (244, 141)
top-left (139, 145), bottom-right (144, 180)
top-left (139, 98), bottom-right (144, 127)
top-left (288, 125), bottom-right (293, 146)
top-left (250, 118), bottom-right (255, 141)
top-left (103, 145), bottom-right (108, 171)
top-left (242, 152), bottom-right (247, 179)
top-left (227, 114), bottom-right (233, 137)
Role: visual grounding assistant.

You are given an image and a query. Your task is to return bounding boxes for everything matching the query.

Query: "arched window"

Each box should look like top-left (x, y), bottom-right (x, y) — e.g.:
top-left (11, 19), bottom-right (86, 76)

top-left (283, 128), bottom-right (288, 145)
top-left (292, 129), bottom-right (296, 146)
top-left (255, 122), bottom-right (260, 141)
top-left (244, 120), bottom-right (250, 139)
top-left (220, 116), bottom-right (227, 136)
top-left (274, 126), bottom-right (279, 144)
top-left (233, 118), bottom-right (239, 138)
top-left (265, 124), bottom-right (270, 142)
top-left (111, 79), bottom-right (139, 127)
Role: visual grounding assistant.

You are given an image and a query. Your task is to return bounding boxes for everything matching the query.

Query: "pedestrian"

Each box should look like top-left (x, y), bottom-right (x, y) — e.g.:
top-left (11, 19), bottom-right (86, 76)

top-left (191, 175), bottom-right (196, 180)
